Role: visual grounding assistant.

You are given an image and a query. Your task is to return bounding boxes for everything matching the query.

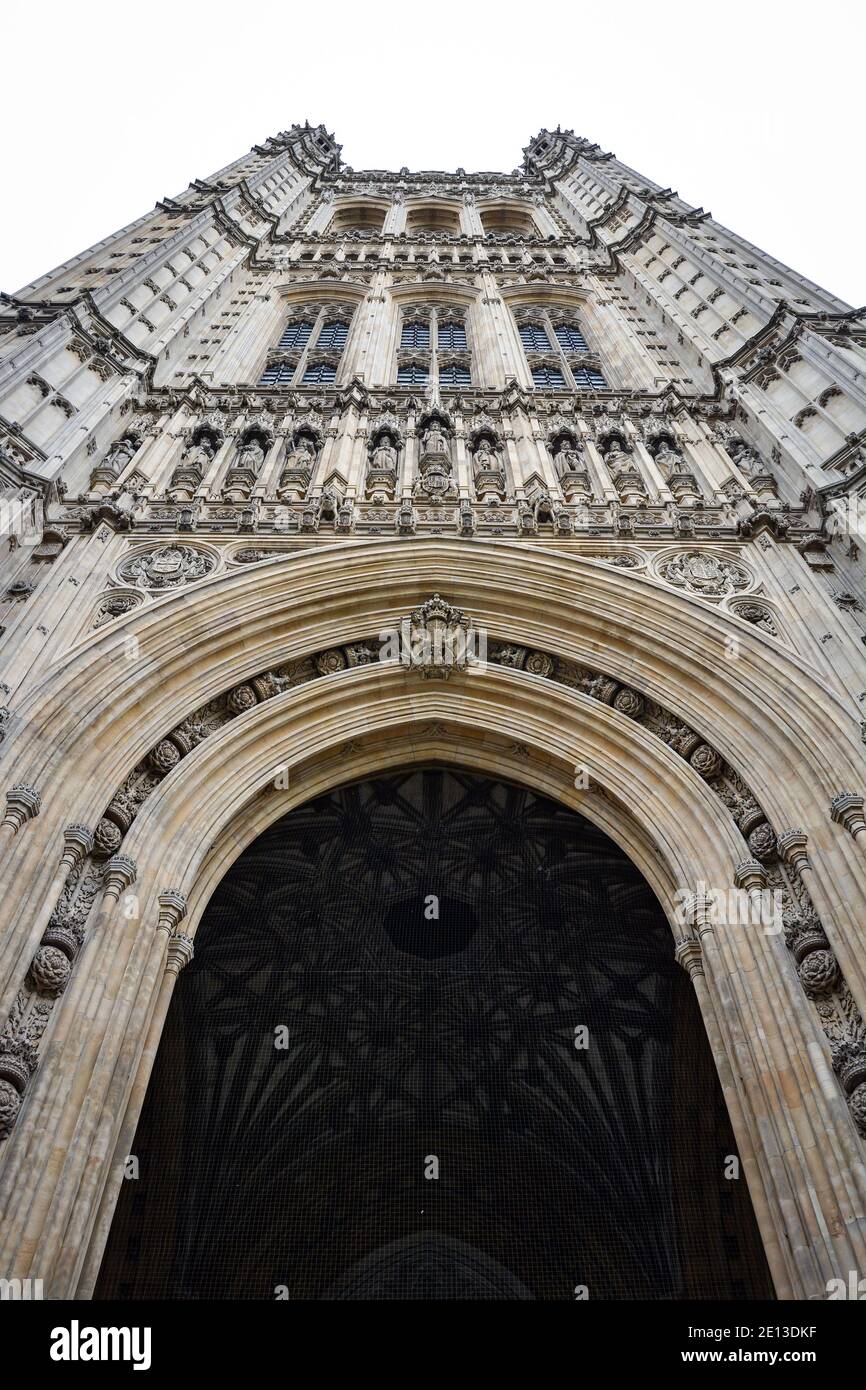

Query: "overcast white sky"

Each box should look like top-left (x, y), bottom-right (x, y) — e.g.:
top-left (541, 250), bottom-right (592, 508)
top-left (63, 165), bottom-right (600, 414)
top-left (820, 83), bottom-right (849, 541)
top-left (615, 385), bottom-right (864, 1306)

top-left (3, 0), bottom-right (864, 303)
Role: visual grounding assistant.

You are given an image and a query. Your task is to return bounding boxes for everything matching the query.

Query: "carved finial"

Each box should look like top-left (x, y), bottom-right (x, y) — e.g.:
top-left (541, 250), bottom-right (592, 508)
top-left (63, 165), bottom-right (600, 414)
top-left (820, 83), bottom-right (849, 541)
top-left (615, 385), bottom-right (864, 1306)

top-left (678, 892), bottom-right (714, 935)
top-left (675, 935), bottom-right (704, 981)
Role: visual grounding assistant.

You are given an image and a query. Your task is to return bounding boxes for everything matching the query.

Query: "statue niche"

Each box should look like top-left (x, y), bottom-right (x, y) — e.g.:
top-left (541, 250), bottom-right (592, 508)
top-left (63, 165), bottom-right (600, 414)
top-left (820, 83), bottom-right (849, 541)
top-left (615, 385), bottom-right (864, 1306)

top-left (365, 429), bottom-right (400, 502)
top-left (726, 436), bottom-right (780, 507)
top-left (414, 414), bottom-right (456, 501)
top-left (167, 424), bottom-right (222, 502)
top-left (601, 432), bottom-right (646, 506)
top-left (470, 434), bottom-right (506, 501)
top-left (551, 433), bottom-right (591, 503)
top-left (89, 432), bottom-right (141, 496)
top-left (649, 433), bottom-right (700, 508)
top-left (648, 434), bottom-right (682, 481)
top-left (277, 431), bottom-right (318, 502)
top-left (223, 427), bottom-right (269, 503)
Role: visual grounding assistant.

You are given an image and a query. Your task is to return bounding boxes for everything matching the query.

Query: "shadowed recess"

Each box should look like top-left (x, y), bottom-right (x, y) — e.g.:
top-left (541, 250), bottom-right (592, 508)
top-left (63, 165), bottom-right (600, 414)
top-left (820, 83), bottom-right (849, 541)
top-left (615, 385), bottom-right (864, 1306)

top-left (96, 768), bottom-right (774, 1300)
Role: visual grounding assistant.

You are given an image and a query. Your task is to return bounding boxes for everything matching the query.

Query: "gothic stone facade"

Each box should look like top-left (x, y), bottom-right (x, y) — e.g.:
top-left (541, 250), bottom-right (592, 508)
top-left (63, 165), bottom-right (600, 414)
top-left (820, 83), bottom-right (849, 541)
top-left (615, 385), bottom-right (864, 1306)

top-left (0, 123), bottom-right (865, 1298)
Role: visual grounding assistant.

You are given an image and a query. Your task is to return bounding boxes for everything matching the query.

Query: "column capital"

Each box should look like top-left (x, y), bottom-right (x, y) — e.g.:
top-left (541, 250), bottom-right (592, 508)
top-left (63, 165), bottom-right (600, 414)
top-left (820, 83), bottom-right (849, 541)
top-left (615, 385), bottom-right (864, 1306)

top-left (102, 855), bottom-right (137, 901)
top-left (733, 858), bottom-right (768, 892)
top-left (776, 829), bottom-right (810, 875)
top-left (61, 823), bottom-right (94, 871)
top-left (157, 891), bottom-right (188, 934)
top-left (166, 931), bottom-right (194, 976)
top-left (675, 935), bottom-right (704, 981)
top-left (3, 784), bottom-right (41, 833)
top-left (830, 792), bottom-right (866, 840)
top-left (678, 892), bottom-right (714, 936)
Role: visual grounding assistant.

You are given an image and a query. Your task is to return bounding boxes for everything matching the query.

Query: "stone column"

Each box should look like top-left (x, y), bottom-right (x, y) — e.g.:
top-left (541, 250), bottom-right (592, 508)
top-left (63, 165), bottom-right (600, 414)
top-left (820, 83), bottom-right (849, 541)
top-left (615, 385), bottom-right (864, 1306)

top-left (53, 894), bottom-right (189, 1294)
top-left (75, 923), bottom-right (194, 1297)
top-left (673, 896), bottom-right (793, 1296)
top-left (0, 855), bottom-right (137, 1271)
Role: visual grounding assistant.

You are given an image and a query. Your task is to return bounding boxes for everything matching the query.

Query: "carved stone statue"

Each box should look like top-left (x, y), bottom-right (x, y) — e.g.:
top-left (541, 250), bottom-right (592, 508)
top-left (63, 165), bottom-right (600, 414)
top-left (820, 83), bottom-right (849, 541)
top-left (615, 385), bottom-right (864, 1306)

top-left (728, 439), bottom-right (763, 477)
top-left (372, 439), bottom-right (397, 470)
top-left (185, 438), bottom-right (216, 472)
top-left (604, 440), bottom-right (630, 474)
top-left (223, 436), bottom-right (266, 501)
top-left (422, 422), bottom-right (448, 455)
top-left (167, 436), bottom-right (216, 500)
top-left (89, 434), bottom-right (139, 494)
top-left (107, 436), bottom-right (138, 473)
top-left (555, 447), bottom-right (583, 479)
top-left (472, 442), bottom-right (497, 473)
top-left (654, 441), bottom-right (681, 479)
top-left (277, 438), bottom-right (314, 503)
top-left (285, 438), bottom-right (315, 470)
top-left (233, 438), bottom-right (265, 475)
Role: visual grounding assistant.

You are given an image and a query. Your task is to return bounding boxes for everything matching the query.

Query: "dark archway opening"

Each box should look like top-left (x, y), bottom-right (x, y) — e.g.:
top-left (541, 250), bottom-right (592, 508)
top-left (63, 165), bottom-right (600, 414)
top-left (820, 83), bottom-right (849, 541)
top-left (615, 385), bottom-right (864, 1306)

top-left (96, 768), bottom-right (774, 1300)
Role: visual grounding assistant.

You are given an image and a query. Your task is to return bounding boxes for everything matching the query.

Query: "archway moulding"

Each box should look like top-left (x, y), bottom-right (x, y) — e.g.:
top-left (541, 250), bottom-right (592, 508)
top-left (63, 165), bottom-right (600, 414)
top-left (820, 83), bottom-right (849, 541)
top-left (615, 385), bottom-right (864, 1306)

top-left (2, 644), bottom-right (866, 1302)
top-left (33, 678), bottom-right (866, 1301)
top-left (8, 538), bottom-right (862, 811)
top-left (3, 538), bottom-right (865, 1031)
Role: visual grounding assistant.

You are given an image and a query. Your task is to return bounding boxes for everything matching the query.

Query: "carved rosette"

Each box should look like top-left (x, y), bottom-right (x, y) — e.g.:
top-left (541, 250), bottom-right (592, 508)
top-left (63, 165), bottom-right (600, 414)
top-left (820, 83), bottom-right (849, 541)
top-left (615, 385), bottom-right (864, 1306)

top-left (93, 817), bottom-right (123, 859)
top-left (0, 1081), bottom-right (22, 1139)
top-left (28, 946), bottom-right (72, 998)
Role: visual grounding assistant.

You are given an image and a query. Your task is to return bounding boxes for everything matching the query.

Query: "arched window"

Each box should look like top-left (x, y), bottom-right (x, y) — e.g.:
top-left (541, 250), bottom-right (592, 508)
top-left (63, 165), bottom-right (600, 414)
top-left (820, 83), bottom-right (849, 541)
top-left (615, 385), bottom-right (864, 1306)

top-left (531, 364), bottom-right (566, 389)
top-left (316, 320), bottom-right (349, 352)
top-left (397, 362), bottom-right (429, 387)
top-left (519, 322), bottom-right (551, 352)
top-left (573, 365), bottom-right (608, 389)
top-left (302, 361), bottom-right (337, 385)
top-left (400, 321), bottom-right (430, 350)
top-left (554, 322), bottom-right (590, 354)
top-left (439, 362), bottom-right (471, 387)
top-left (437, 320), bottom-right (467, 351)
top-left (278, 320), bottom-right (313, 350)
top-left (259, 361), bottom-right (295, 386)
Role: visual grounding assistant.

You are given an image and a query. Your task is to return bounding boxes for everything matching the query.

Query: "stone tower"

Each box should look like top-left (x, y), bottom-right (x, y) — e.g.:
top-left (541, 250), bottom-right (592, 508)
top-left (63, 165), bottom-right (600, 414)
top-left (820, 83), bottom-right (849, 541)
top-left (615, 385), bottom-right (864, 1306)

top-left (0, 122), bottom-right (865, 1299)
